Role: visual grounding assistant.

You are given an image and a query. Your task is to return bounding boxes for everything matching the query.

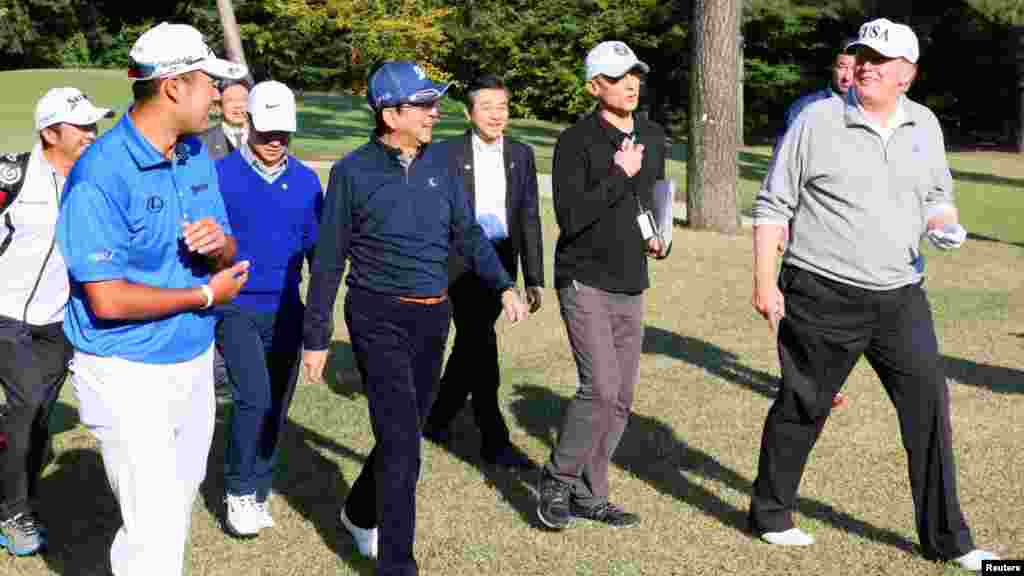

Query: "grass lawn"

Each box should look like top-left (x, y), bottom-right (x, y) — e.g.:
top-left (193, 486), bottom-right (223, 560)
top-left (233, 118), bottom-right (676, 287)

top-left (1, 69), bottom-right (1022, 575)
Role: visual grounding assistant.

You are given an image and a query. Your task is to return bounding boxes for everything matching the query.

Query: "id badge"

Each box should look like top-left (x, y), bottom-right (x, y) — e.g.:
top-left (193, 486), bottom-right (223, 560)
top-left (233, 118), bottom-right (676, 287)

top-left (637, 209), bottom-right (657, 240)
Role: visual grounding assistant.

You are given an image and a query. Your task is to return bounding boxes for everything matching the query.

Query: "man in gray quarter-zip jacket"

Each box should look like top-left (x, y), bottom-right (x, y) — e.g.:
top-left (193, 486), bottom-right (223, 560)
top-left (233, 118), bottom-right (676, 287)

top-left (0, 87), bottom-right (112, 557)
top-left (748, 19), bottom-right (998, 572)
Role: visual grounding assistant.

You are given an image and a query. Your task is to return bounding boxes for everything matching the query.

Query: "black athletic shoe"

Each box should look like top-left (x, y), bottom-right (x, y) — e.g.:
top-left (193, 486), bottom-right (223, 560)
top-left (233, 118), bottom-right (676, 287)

top-left (536, 472), bottom-right (572, 530)
top-left (569, 501), bottom-right (640, 528)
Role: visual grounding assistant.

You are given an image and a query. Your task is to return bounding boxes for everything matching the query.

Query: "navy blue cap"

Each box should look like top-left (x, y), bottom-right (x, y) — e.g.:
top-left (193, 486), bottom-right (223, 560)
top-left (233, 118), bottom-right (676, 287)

top-left (367, 61), bottom-right (451, 110)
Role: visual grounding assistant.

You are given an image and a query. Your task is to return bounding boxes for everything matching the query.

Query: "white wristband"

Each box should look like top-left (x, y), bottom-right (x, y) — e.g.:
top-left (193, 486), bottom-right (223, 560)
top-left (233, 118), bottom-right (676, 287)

top-left (199, 284), bottom-right (214, 310)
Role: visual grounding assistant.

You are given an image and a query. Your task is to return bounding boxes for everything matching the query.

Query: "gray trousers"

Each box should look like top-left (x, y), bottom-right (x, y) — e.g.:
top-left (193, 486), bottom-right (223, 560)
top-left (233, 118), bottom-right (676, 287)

top-left (545, 280), bottom-right (644, 507)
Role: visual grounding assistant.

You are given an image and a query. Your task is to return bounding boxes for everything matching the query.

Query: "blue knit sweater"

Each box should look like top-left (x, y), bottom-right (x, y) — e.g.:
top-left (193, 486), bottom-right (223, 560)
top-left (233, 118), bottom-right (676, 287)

top-left (216, 150), bottom-right (323, 312)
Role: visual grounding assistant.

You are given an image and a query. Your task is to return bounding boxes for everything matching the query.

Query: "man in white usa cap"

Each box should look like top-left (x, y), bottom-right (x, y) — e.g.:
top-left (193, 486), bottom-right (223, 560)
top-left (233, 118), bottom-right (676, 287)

top-left (749, 18), bottom-right (999, 571)
top-left (56, 22), bottom-right (250, 575)
top-left (0, 86), bottom-right (112, 557)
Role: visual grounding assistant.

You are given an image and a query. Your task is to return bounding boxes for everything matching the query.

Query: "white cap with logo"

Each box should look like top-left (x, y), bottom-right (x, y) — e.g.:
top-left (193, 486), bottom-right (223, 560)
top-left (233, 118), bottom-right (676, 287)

top-left (248, 81), bottom-right (296, 133)
top-left (585, 41), bottom-right (650, 80)
top-left (34, 87), bottom-right (115, 132)
top-left (128, 22), bottom-right (248, 81)
top-left (849, 18), bottom-right (920, 64)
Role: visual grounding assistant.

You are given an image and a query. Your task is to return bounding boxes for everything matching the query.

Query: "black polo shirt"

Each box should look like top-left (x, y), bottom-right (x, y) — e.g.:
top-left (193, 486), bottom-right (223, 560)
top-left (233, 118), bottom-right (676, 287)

top-left (551, 111), bottom-right (666, 293)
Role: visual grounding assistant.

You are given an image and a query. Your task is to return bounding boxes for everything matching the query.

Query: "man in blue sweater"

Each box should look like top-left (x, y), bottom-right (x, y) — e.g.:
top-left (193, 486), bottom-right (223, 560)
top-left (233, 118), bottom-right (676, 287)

top-left (214, 80), bottom-right (323, 537)
top-left (302, 61), bottom-right (527, 575)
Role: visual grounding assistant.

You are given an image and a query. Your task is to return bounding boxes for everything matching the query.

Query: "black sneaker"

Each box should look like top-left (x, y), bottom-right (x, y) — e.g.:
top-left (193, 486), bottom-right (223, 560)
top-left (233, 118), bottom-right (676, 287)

top-left (569, 501), bottom-right (640, 528)
top-left (536, 472), bottom-right (572, 530)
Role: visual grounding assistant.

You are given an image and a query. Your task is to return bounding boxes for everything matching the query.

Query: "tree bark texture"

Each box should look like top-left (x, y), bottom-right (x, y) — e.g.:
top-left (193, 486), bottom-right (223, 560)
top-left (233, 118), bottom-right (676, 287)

top-left (687, 0), bottom-right (740, 233)
top-left (216, 0), bottom-right (249, 73)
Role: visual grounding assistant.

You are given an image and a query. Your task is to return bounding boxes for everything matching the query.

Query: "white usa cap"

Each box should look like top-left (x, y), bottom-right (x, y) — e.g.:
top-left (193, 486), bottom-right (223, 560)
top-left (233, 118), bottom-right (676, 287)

top-left (128, 22), bottom-right (248, 81)
top-left (585, 41), bottom-right (650, 80)
top-left (849, 18), bottom-right (920, 64)
top-left (248, 81), bottom-right (296, 133)
top-left (34, 87), bottom-right (114, 131)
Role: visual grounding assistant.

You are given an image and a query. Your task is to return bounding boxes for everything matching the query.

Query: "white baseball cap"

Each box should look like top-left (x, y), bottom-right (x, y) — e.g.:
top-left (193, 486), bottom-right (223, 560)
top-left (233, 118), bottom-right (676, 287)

top-left (585, 41), bottom-right (650, 80)
top-left (34, 87), bottom-right (114, 131)
top-left (849, 18), bottom-right (920, 64)
top-left (128, 22), bottom-right (248, 81)
top-left (248, 81), bottom-right (296, 133)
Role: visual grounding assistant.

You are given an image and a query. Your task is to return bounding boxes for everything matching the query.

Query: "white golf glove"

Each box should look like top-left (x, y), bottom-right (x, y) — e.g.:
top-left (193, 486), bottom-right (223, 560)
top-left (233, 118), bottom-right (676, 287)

top-left (927, 223), bottom-right (967, 250)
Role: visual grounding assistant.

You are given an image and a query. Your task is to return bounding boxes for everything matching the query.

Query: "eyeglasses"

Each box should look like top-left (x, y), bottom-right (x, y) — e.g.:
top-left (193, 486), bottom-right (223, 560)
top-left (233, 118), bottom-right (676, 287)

top-left (399, 100), bottom-right (441, 112)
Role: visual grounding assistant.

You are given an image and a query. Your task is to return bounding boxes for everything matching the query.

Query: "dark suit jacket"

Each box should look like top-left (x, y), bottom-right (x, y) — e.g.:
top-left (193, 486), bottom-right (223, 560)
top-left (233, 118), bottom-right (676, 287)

top-left (440, 131), bottom-right (544, 288)
top-left (198, 124), bottom-right (237, 161)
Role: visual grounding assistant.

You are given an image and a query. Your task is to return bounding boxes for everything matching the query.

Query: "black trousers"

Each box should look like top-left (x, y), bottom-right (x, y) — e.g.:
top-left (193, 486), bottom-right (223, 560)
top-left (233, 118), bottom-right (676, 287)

top-left (0, 316), bottom-right (72, 520)
top-left (342, 287), bottom-right (451, 576)
top-left (424, 271), bottom-right (509, 454)
top-left (748, 266), bottom-right (975, 560)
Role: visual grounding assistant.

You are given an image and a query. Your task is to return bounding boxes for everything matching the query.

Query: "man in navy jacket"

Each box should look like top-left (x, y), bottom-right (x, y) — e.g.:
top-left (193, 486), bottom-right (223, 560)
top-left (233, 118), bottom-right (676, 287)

top-left (301, 62), bottom-right (528, 576)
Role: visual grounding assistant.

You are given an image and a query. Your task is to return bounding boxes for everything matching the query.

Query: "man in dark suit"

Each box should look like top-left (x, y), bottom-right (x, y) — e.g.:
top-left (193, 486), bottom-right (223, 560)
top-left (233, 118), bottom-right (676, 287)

top-left (198, 79), bottom-right (250, 161)
top-left (423, 74), bottom-right (544, 468)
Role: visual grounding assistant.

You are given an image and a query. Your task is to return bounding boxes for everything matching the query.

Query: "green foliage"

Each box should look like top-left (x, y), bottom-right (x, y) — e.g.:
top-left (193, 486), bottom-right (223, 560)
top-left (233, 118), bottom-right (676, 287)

top-left (59, 32), bottom-right (91, 68)
top-left (967, 0), bottom-right (1024, 26)
top-left (444, 0), bottom-right (665, 121)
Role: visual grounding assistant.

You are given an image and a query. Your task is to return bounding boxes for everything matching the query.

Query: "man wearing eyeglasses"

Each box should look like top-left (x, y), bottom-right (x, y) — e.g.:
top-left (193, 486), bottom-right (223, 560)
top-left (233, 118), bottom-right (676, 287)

top-left (56, 22), bottom-right (250, 575)
top-left (537, 41), bottom-right (667, 531)
top-left (0, 86), bottom-right (113, 557)
top-left (301, 61), bottom-right (528, 575)
top-left (214, 80), bottom-right (323, 538)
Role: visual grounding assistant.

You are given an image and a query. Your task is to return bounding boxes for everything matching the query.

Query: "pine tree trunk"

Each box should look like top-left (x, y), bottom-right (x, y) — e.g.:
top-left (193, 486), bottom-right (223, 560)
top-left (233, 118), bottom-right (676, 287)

top-left (687, 0), bottom-right (740, 233)
top-left (216, 0), bottom-right (249, 71)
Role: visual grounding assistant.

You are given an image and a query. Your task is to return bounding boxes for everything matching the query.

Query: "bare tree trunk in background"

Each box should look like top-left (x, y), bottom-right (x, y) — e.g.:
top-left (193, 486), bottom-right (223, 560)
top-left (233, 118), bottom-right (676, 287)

top-left (216, 0), bottom-right (249, 73)
top-left (687, 0), bottom-right (740, 233)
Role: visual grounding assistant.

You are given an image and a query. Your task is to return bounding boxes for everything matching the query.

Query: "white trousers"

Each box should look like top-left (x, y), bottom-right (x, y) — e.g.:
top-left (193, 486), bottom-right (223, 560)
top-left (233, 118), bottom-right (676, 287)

top-left (70, 345), bottom-right (215, 576)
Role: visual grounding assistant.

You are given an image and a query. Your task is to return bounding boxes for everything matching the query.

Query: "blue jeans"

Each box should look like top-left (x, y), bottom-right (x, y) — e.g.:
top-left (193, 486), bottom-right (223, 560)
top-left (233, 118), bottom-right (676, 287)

top-left (216, 301), bottom-right (303, 499)
top-left (342, 286), bottom-right (451, 576)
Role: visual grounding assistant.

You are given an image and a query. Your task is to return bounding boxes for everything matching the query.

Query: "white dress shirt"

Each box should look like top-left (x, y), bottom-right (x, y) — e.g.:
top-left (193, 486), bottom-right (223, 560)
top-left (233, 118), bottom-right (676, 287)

top-left (471, 132), bottom-right (508, 240)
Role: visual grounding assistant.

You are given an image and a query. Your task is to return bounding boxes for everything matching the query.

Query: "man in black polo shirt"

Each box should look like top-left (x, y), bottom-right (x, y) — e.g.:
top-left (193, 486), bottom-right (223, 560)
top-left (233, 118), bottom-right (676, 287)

top-left (537, 40), bottom-right (667, 530)
top-left (302, 61), bottom-right (527, 576)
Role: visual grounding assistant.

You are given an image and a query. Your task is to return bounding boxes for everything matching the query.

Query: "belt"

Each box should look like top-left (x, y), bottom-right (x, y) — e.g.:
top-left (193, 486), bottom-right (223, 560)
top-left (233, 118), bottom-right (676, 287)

top-left (397, 290), bottom-right (448, 305)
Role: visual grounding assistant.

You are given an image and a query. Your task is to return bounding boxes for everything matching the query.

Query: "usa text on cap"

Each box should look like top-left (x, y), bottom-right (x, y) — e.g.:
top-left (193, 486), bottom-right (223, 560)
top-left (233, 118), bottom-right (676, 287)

top-left (849, 18), bottom-right (920, 64)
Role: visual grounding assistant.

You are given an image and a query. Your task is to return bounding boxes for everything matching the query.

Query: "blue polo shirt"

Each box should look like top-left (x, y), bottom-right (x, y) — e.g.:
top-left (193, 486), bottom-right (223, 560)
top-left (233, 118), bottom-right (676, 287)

top-left (57, 113), bottom-right (232, 364)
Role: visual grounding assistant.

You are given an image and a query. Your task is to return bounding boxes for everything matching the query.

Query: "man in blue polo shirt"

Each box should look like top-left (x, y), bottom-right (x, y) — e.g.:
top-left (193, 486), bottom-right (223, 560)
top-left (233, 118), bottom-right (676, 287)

top-left (302, 61), bottom-right (528, 575)
top-left (214, 80), bottom-right (323, 538)
top-left (56, 22), bottom-right (250, 576)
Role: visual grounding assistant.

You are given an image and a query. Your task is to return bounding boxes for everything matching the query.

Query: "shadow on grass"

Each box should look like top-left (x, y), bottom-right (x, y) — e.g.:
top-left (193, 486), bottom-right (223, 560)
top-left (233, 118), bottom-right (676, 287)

top-left (642, 326), bottom-right (779, 400)
top-left (421, 409), bottom-right (543, 529)
top-left (950, 169), bottom-right (1024, 190)
top-left (507, 383), bottom-right (916, 555)
top-left (944, 355), bottom-right (1024, 394)
top-left (738, 150), bottom-right (774, 185)
top-left (964, 231), bottom-right (1024, 249)
top-left (38, 446), bottom-right (120, 576)
top-left (201, 339), bottom-right (375, 574)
